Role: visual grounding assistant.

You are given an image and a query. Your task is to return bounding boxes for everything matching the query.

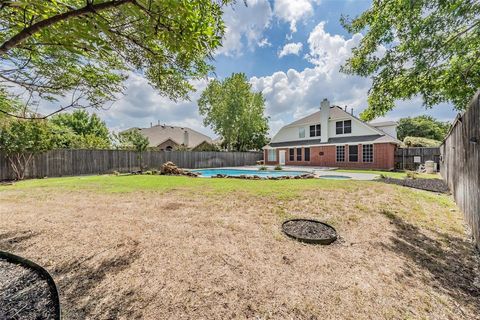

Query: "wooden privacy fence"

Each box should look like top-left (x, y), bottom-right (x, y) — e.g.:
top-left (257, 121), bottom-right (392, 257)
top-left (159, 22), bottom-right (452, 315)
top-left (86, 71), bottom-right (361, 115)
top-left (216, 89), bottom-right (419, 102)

top-left (440, 91), bottom-right (480, 248)
top-left (394, 147), bottom-right (441, 171)
top-left (0, 149), bottom-right (263, 181)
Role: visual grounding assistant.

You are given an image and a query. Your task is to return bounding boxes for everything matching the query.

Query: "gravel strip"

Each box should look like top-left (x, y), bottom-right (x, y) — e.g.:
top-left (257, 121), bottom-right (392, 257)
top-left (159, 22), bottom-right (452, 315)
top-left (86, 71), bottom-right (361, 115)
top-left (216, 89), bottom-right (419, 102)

top-left (378, 178), bottom-right (450, 194)
top-left (0, 259), bottom-right (56, 320)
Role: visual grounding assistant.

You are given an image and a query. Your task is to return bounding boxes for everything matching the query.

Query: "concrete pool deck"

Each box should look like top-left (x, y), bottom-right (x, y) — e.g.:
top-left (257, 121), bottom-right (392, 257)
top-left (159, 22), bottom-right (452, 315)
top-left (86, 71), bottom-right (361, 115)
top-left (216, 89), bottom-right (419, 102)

top-left (191, 166), bottom-right (379, 181)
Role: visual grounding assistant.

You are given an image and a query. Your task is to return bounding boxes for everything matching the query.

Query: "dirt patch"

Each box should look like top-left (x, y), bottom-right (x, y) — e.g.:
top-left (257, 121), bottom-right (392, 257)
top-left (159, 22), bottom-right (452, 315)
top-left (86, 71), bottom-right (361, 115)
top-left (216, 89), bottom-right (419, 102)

top-left (283, 219), bottom-right (337, 244)
top-left (0, 183), bottom-right (477, 319)
top-left (0, 259), bottom-right (56, 320)
top-left (378, 177), bottom-right (450, 193)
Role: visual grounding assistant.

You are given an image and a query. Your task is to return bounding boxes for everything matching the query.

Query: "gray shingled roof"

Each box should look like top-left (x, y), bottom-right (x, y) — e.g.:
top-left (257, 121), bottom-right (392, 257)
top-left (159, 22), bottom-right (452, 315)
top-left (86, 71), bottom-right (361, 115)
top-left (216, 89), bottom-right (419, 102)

top-left (134, 125), bottom-right (213, 148)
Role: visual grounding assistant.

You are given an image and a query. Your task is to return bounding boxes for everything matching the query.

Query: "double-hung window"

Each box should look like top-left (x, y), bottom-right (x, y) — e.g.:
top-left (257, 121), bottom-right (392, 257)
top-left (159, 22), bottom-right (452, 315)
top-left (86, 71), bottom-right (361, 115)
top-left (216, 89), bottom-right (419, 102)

top-left (309, 124), bottom-right (321, 137)
top-left (336, 120), bottom-right (352, 134)
top-left (363, 144), bottom-right (373, 162)
top-left (289, 148), bottom-right (295, 161)
top-left (299, 127), bottom-right (305, 138)
top-left (304, 148), bottom-right (310, 161)
top-left (349, 145), bottom-right (358, 162)
top-left (267, 149), bottom-right (276, 161)
top-left (297, 148), bottom-right (302, 161)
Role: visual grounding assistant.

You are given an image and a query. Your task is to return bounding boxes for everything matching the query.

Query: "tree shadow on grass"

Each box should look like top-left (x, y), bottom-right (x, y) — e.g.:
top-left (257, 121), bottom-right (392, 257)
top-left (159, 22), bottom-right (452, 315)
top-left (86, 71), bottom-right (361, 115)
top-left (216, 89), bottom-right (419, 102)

top-left (54, 241), bottom-right (153, 319)
top-left (381, 210), bottom-right (480, 312)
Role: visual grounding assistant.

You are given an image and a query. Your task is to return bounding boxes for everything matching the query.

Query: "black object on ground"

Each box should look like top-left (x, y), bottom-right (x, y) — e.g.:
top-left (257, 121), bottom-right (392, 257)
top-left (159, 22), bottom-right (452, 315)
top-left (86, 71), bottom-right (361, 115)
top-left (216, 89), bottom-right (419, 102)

top-left (379, 178), bottom-right (450, 194)
top-left (282, 219), bottom-right (337, 245)
top-left (0, 251), bottom-right (60, 320)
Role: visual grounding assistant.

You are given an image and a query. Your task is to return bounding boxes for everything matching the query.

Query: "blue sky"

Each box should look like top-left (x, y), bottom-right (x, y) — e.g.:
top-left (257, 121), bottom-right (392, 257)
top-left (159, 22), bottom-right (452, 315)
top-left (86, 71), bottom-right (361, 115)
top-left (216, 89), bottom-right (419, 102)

top-left (86, 0), bottom-right (457, 137)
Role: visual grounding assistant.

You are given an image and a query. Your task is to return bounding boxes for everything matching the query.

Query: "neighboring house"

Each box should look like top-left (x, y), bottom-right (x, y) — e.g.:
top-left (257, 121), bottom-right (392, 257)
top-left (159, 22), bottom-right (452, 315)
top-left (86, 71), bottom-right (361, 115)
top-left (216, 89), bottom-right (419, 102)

top-left (263, 99), bottom-right (401, 170)
top-left (129, 124), bottom-right (215, 151)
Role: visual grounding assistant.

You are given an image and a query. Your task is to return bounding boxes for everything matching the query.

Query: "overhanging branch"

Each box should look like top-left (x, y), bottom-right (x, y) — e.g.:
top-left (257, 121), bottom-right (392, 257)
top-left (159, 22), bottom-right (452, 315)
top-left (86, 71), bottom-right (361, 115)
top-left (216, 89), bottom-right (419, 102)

top-left (0, 0), bottom-right (134, 54)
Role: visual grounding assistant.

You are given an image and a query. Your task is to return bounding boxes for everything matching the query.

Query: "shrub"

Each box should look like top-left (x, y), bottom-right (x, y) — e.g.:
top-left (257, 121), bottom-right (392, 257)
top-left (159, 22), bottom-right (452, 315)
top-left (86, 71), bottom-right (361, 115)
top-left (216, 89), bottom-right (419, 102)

top-left (274, 165), bottom-right (282, 170)
top-left (258, 166), bottom-right (267, 171)
top-left (406, 170), bottom-right (418, 179)
top-left (403, 136), bottom-right (441, 147)
top-left (379, 173), bottom-right (388, 179)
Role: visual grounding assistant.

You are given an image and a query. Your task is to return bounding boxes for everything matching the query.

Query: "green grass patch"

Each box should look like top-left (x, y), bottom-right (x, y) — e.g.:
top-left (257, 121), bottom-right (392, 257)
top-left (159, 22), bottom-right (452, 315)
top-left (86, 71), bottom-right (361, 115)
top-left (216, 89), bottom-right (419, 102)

top-left (0, 174), bottom-right (363, 198)
top-left (335, 169), bottom-right (440, 179)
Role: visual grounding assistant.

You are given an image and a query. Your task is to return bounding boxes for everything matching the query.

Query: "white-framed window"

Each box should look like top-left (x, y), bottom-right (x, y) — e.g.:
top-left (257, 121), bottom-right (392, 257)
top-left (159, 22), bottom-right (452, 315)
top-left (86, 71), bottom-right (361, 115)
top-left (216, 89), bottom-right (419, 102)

top-left (268, 149), bottom-right (276, 161)
top-left (299, 127), bottom-right (305, 138)
top-left (336, 120), bottom-right (352, 134)
top-left (309, 124), bottom-right (321, 137)
top-left (336, 146), bottom-right (345, 162)
top-left (363, 144), bottom-right (373, 162)
top-left (349, 145), bottom-right (358, 162)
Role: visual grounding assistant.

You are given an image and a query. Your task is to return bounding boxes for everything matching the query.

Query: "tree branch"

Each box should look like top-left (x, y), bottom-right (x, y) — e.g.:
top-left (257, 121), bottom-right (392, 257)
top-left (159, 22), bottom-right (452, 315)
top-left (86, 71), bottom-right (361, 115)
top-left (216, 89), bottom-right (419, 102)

top-left (0, 0), bottom-right (134, 54)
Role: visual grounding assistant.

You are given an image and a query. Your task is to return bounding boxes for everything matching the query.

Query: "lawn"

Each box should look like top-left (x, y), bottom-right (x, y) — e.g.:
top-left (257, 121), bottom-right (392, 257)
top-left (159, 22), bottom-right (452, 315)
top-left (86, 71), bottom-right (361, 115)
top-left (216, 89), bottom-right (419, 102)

top-left (1, 175), bottom-right (478, 319)
top-left (334, 168), bottom-right (441, 179)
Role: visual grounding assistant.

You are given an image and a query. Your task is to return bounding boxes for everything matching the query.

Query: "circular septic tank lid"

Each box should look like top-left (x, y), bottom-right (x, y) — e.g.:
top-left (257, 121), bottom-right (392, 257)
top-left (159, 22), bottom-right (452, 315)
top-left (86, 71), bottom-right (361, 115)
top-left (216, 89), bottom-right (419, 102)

top-left (282, 219), bottom-right (337, 245)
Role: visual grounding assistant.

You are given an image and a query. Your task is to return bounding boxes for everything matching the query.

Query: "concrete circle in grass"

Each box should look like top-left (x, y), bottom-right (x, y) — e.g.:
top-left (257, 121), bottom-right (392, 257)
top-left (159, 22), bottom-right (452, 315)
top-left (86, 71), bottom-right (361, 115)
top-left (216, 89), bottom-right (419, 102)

top-left (282, 219), bottom-right (337, 245)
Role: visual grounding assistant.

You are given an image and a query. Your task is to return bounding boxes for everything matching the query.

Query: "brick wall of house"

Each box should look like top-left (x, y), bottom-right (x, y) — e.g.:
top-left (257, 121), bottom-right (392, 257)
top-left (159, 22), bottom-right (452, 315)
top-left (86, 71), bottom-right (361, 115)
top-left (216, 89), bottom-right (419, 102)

top-left (264, 143), bottom-right (396, 170)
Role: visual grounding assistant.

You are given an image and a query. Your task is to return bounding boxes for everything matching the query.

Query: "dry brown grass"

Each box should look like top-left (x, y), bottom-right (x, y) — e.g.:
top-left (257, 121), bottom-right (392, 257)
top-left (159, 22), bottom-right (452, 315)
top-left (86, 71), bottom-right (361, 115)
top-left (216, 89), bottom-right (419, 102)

top-left (0, 178), bottom-right (479, 319)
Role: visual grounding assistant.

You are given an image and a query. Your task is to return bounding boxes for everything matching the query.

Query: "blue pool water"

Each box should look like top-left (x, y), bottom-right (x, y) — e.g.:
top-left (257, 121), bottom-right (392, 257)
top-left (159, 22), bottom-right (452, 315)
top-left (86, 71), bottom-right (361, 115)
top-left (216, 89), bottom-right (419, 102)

top-left (192, 169), bottom-right (308, 178)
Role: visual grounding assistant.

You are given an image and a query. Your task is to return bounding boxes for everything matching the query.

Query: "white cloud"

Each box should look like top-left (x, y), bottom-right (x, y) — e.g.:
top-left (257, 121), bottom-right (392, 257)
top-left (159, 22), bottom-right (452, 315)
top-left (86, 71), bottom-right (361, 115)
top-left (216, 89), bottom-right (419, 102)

top-left (305, 21), bottom-right (363, 73)
top-left (216, 0), bottom-right (273, 56)
top-left (250, 21), bottom-right (371, 135)
top-left (257, 38), bottom-right (272, 48)
top-left (278, 42), bottom-right (303, 58)
top-left (251, 19), bottom-right (456, 136)
top-left (273, 0), bottom-right (319, 34)
top-left (93, 73), bottom-right (215, 137)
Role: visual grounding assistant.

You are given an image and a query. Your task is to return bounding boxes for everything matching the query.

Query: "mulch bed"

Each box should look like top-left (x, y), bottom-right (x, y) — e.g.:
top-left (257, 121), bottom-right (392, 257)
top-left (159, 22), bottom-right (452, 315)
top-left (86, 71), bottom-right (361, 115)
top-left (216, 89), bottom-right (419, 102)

top-left (0, 259), bottom-right (56, 320)
top-left (282, 219), bottom-right (337, 244)
top-left (379, 178), bottom-right (450, 194)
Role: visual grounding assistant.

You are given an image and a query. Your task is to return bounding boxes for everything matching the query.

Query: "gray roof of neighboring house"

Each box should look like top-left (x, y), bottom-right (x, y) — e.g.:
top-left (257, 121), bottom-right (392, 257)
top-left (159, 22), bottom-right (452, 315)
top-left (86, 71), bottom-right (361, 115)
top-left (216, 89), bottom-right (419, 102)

top-left (369, 121), bottom-right (397, 127)
top-left (131, 125), bottom-right (213, 148)
top-left (268, 135), bottom-right (399, 148)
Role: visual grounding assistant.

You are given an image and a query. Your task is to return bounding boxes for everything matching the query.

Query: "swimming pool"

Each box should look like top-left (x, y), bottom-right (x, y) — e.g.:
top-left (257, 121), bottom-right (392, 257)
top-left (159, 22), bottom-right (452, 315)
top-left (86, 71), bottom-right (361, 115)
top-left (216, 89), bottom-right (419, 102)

top-left (192, 168), bottom-right (309, 178)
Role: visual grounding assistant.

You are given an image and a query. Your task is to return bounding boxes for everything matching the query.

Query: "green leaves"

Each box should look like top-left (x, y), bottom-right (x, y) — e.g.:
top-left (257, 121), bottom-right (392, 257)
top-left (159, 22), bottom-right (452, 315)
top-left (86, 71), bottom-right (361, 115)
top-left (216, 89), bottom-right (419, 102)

top-left (115, 129), bottom-right (149, 153)
top-left (198, 73), bottom-right (269, 151)
top-left (50, 110), bottom-right (111, 148)
top-left (397, 115), bottom-right (450, 141)
top-left (342, 0), bottom-right (480, 120)
top-left (0, 0), bottom-right (231, 116)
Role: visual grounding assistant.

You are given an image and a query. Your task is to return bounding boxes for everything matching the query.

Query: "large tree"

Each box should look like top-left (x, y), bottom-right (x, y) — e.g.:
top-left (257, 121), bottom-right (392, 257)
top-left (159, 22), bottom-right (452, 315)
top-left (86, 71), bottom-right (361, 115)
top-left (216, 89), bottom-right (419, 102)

top-left (198, 73), bottom-right (269, 151)
top-left (0, 0), bottom-right (230, 118)
top-left (50, 110), bottom-right (111, 148)
top-left (115, 129), bottom-right (149, 171)
top-left (397, 115), bottom-right (450, 141)
top-left (0, 118), bottom-right (52, 180)
top-left (341, 0), bottom-right (480, 121)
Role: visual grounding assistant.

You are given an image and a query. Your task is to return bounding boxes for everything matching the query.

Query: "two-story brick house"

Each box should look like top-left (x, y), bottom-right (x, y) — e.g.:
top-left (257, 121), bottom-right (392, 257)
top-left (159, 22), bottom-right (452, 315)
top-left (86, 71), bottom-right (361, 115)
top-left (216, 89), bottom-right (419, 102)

top-left (263, 99), bottom-right (401, 170)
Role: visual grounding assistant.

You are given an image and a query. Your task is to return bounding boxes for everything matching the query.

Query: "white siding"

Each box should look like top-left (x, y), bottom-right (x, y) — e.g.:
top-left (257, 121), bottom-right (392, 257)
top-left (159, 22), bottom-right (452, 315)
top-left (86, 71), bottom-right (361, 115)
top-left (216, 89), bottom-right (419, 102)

top-left (328, 117), bottom-right (379, 138)
top-left (374, 125), bottom-right (397, 138)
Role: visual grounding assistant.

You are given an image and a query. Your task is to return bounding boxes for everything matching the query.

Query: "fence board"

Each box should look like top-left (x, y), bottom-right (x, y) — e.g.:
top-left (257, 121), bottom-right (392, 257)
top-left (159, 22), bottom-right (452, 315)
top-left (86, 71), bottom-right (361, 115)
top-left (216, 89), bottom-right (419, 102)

top-left (0, 150), bottom-right (263, 181)
top-left (394, 147), bottom-right (440, 171)
top-left (440, 91), bottom-right (480, 248)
